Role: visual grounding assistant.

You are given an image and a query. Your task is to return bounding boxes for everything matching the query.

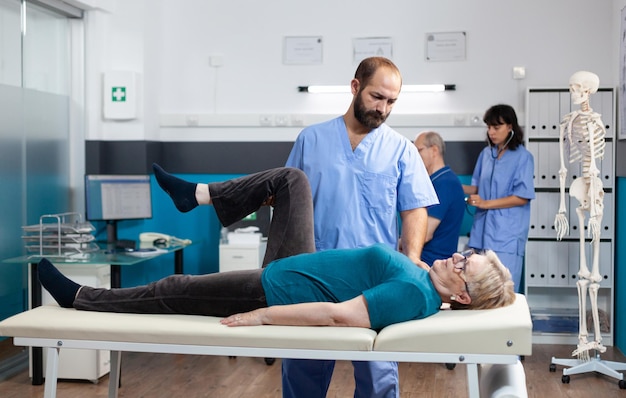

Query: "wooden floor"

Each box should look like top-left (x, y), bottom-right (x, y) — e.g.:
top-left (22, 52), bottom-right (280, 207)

top-left (0, 344), bottom-right (624, 397)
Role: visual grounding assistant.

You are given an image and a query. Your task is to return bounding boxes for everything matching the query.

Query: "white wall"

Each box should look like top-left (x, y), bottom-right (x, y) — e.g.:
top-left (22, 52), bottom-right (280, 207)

top-left (84, 0), bottom-right (619, 143)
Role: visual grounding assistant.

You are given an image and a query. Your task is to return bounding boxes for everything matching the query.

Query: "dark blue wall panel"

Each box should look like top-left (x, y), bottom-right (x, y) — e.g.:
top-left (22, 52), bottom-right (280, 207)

top-left (85, 140), bottom-right (484, 287)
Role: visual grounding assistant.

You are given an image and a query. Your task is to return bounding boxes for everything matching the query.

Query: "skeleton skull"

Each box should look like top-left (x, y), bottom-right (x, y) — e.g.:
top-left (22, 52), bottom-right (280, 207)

top-left (569, 71), bottom-right (600, 105)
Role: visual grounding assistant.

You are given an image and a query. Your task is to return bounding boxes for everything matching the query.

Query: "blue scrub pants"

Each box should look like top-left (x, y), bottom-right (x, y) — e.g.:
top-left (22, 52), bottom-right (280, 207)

top-left (282, 359), bottom-right (399, 398)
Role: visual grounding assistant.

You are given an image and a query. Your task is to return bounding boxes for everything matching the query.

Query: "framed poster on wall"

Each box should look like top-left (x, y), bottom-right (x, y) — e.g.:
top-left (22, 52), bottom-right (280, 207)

top-left (425, 32), bottom-right (466, 62)
top-left (352, 37), bottom-right (393, 64)
top-left (283, 36), bottom-right (323, 65)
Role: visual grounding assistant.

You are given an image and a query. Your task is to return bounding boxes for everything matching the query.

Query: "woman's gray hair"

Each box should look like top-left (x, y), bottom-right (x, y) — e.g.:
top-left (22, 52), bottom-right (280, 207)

top-left (451, 250), bottom-right (516, 310)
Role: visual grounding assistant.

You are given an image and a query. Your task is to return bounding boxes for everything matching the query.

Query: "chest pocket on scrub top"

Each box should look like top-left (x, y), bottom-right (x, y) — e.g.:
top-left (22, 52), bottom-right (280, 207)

top-left (357, 172), bottom-right (396, 214)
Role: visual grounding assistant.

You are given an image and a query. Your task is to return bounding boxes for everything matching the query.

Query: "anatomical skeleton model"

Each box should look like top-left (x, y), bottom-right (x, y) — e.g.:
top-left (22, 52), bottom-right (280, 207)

top-left (551, 71), bottom-right (625, 387)
top-left (555, 70), bottom-right (606, 358)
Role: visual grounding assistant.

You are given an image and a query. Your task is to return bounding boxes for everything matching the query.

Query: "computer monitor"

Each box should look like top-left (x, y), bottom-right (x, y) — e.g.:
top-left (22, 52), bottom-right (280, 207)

top-left (85, 174), bottom-right (152, 244)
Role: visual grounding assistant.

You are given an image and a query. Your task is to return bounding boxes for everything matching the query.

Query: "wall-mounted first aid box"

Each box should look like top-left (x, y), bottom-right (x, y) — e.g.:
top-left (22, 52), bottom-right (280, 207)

top-left (103, 71), bottom-right (139, 120)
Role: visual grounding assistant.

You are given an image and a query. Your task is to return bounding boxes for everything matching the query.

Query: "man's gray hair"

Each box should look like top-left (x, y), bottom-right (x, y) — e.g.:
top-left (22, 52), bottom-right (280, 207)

top-left (418, 131), bottom-right (445, 157)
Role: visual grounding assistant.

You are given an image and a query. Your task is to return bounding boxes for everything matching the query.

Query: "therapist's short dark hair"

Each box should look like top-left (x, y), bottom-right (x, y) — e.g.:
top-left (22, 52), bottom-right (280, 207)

top-left (354, 57), bottom-right (401, 88)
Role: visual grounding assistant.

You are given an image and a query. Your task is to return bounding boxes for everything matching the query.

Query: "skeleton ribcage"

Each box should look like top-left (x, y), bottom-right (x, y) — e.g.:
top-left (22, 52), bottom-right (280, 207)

top-left (564, 113), bottom-right (605, 174)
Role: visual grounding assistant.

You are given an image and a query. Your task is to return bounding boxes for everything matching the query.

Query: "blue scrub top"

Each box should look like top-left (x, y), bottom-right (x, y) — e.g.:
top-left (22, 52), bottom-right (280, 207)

top-left (421, 166), bottom-right (466, 265)
top-left (468, 146), bottom-right (535, 256)
top-left (286, 116), bottom-right (438, 251)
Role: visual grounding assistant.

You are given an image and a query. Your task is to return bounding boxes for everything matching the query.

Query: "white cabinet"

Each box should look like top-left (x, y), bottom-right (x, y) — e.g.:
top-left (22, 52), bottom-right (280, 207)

top-left (525, 88), bottom-right (615, 345)
top-left (219, 242), bottom-right (267, 272)
top-left (30, 264), bottom-right (111, 382)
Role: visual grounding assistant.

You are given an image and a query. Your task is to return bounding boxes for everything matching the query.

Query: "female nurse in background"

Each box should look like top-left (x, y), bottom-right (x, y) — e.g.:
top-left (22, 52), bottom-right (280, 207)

top-left (463, 104), bottom-right (535, 292)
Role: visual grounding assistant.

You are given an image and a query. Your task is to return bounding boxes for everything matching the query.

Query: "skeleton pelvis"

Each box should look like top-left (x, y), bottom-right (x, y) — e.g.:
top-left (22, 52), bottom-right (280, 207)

top-left (569, 176), bottom-right (603, 206)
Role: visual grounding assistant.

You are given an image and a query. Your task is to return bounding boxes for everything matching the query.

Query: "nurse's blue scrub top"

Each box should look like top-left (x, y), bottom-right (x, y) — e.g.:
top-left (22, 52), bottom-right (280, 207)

top-left (468, 146), bottom-right (535, 256)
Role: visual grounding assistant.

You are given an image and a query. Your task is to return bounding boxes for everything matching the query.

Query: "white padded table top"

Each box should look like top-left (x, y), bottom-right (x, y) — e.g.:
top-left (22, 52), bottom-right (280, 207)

top-left (0, 294), bottom-right (531, 355)
top-left (375, 294), bottom-right (532, 356)
top-left (0, 305), bottom-right (377, 351)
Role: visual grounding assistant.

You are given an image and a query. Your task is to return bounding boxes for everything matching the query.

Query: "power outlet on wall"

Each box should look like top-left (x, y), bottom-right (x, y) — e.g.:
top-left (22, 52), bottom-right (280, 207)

top-left (513, 66), bottom-right (526, 80)
top-left (291, 115), bottom-right (304, 126)
top-left (186, 114), bottom-right (199, 126)
top-left (209, 55), bottom-right (224, 67)
top-left (453, 115), bottom-right (468, 126)
top-left (259, 115), bottom-right (273, 126)
top-left (275, 115), bottom-right (289, 126)
top-left (469, 115), bottom-right (483, 126)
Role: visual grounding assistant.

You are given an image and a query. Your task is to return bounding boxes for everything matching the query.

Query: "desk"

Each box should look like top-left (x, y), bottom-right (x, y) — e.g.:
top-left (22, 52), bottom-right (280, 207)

top-left (3, 242), bottom-right (190, 385)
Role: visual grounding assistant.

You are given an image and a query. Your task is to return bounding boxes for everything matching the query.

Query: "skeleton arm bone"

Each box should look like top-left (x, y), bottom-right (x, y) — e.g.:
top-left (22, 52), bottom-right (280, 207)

top-left (554, 119), bottom-right (570, 240)
top-left (586, 120), bottom-right (603, 242)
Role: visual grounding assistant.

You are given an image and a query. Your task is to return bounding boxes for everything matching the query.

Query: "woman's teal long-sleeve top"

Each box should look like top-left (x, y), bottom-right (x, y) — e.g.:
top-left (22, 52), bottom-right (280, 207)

top-left (261, 244), bottom-right (442, 330)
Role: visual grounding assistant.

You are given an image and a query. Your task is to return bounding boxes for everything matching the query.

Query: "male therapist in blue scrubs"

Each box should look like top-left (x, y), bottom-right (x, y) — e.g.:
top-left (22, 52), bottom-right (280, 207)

top-left (284, 57), bottom-right (438, 398)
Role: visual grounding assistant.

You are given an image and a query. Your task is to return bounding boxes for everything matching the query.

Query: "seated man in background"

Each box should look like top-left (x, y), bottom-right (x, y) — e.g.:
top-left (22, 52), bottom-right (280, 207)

top-left (410, 131), bottom-right (466, 267)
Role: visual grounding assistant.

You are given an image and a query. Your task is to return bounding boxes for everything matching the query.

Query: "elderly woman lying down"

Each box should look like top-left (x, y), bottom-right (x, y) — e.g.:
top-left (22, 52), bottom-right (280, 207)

top-left (38, 164), bottom-right (515, 331)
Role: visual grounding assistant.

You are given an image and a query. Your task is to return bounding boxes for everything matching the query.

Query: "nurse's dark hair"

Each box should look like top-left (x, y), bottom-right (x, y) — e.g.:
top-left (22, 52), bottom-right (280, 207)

top-left (354, 57), bottom-right (402, 88)
top-left (483, 104), bottom-right (525, 150)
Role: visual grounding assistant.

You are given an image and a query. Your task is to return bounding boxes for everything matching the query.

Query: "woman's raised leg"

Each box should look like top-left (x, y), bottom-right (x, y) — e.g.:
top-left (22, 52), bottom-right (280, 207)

top-left (208, 167), bottom-right (314, 265)
top-left (153, 164), bottom-right (315, 266)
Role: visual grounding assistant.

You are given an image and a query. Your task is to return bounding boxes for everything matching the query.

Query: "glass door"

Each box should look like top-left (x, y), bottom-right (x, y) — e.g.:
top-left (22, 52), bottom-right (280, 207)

top-left (0, 0), bottom-right (81, 379)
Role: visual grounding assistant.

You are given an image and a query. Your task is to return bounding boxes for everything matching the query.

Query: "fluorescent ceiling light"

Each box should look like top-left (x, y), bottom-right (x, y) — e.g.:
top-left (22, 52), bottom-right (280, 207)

top-left (300, 85), bottom-right (351, 94)
top-left (402, 84), bottom-right (455, 92)
top-left (299, 84), bottom-right (455, 93)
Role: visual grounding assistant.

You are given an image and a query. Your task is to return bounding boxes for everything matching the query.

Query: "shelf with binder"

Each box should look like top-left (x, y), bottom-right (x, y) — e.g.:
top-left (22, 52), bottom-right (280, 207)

top-left (524, 87), bottom-right (615, 345)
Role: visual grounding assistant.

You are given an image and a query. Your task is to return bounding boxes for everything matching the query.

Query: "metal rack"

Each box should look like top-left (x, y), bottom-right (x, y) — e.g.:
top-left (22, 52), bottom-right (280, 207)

top-left (21, 212), bottom-right (98, 259)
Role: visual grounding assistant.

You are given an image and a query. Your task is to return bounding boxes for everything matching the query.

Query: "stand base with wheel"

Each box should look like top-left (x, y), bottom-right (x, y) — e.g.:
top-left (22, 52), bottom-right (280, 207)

top-left (550, 352), bottom-right (626, 389)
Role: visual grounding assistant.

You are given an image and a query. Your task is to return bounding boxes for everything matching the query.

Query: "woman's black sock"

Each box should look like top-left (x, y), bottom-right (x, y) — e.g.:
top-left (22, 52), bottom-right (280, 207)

top-left (152, 163), bottom-right (199, 213)
top-left (37, 258), bottom-right (80, 308)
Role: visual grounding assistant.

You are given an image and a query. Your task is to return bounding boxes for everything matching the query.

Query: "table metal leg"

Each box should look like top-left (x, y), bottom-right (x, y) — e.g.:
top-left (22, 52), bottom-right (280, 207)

top-left (30, 262), bottom-right (44, 385)
top-left (110, 264), bottom-right (121, 288)
top-left (24, 248), bottom-right (185, 386)
top-left (174, 249), bottom-right (184, 274)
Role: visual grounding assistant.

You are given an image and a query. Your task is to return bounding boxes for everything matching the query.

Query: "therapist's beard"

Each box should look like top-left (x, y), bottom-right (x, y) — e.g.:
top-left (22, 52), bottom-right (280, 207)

top-left (354, 91), bottom-right (389, 129)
